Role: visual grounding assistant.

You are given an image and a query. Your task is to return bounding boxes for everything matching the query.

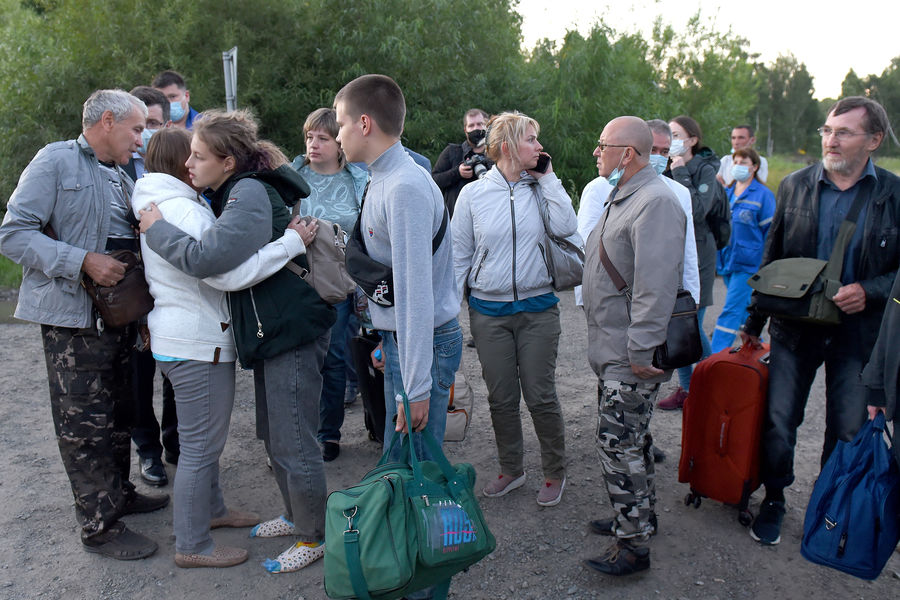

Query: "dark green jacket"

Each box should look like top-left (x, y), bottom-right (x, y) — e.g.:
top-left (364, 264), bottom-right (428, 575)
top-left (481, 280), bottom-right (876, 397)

top-left (211, 166), bottom-right (335, 367)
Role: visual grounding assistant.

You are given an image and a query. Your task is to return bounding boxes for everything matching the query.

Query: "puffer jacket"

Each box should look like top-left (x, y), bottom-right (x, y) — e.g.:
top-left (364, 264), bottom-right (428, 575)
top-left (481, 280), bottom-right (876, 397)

top-left (451, 165), bottom-right (578, 302)
top-left (744, 162), bottom-right (900, 351)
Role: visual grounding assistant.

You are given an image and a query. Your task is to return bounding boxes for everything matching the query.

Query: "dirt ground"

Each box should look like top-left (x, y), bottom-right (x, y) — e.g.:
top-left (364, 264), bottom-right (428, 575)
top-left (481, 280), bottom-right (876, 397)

top-left (0, 282), bottom-right (897, 600)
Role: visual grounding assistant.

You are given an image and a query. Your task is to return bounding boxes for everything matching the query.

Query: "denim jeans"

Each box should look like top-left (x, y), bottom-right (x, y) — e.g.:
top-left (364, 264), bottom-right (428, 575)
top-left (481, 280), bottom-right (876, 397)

top-left (381, 318), bottom-right (462, 461)
top-left (710, 271), bottom-right (755, 354)
top-left (677, 306), bottom-right (712, 390)
top-left (318, 295), bottom-right (359, 444)
top-left (159, 360), bottom-right (235, 555)
top-left (761, 331), bottom-right (869, 491)
top-left (253, 333), bottom-right (329, 542)
top-left (131, 348), bottom-right (179, 461)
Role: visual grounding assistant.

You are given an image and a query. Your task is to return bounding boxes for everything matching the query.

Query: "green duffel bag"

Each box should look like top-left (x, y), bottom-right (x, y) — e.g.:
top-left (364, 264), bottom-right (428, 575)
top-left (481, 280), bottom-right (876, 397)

top-left (324, 397), bottom-right (495, 600)
top-left (748, 257), bottom-right (843, 325)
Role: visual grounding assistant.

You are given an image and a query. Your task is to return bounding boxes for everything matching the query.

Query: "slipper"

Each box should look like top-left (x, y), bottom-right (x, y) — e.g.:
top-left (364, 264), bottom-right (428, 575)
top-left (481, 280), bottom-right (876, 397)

top-left (250, 515), bottom-right (294, 538)
top-left (262, 541), bottom-right (325, 573)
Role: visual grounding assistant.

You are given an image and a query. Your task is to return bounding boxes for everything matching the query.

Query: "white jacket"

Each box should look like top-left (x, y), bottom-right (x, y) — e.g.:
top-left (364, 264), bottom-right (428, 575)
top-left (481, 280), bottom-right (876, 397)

top-left (131, 172), bottom-right (305, 363)
top-left (452, 166), bottom-right (578, 302)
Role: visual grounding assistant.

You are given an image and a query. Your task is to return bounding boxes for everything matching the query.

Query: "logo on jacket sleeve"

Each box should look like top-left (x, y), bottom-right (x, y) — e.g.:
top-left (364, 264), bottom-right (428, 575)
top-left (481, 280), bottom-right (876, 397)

top-left (367, 226), bottom-right (374, 238)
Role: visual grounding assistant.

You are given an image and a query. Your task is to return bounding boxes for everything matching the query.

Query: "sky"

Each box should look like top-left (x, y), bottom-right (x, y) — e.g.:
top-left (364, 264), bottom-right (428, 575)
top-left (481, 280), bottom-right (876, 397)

top-left (516, 0), bottom-right (896, 100)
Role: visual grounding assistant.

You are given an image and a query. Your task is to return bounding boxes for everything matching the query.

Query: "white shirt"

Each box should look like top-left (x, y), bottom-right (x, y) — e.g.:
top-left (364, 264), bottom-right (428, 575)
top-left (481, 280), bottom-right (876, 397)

top-left (574, 174), bottom-right (700, 306)
top-left (719, 153), bottom-right (768, 185)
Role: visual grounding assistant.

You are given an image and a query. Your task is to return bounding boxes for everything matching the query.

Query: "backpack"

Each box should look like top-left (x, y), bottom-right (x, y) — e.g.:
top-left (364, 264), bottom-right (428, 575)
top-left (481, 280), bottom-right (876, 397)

top-left (706, 181), bottom-right (731, 250)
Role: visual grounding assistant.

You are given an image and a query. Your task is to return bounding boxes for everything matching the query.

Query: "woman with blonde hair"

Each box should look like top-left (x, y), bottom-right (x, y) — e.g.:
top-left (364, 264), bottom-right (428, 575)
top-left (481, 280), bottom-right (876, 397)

top-left (139, 109), bottom-right (336, 573)
top-left (452, 111), bottom-right (578, 507)
top-left (291, 107), bottom-right (367, 462)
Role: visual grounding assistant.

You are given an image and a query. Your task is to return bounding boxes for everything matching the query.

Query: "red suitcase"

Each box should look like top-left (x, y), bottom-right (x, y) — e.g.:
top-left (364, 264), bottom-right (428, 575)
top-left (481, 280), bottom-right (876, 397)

top-left (677, 343), bottom-right (770, 525)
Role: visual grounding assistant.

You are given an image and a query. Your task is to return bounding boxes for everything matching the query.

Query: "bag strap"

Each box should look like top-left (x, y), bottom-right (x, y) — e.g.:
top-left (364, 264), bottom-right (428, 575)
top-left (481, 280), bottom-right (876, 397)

top-left (354, 179), bottom-right (448, 254)
top-left (342, 521), bottom-right (374, 600)
top-left (596, 203), bottom-right (631, 298)
top-left (821, 190), bottom-right (867, 281)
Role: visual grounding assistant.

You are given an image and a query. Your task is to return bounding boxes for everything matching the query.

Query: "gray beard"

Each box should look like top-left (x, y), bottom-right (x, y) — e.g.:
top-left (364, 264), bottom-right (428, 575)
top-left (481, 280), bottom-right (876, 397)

top-left (823, 156), bottom-right (850, 175)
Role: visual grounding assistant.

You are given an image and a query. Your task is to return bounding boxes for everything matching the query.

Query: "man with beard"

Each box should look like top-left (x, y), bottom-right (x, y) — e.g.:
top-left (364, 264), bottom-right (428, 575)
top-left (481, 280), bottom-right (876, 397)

top-left (431, 108), bottom-right (494, 215)
top-left (740, 96), bottom-right (900, 546)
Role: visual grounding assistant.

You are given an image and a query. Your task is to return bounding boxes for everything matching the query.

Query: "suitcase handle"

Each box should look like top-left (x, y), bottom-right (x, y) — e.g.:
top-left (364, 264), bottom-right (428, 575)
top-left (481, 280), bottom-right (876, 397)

top-left (717, 414), bottom-right (731, 456)
top-left (730, 344), bottom-right (771, 365)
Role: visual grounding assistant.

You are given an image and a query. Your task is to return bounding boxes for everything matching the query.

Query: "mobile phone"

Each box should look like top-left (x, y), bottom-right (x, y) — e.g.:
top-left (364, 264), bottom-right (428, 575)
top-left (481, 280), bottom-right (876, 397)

top-left (534, 153), bottom-right (551, 173)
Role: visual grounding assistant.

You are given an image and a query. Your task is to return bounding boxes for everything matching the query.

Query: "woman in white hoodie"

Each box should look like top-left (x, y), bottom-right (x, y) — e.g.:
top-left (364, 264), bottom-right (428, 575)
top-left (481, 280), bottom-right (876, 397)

top-left (451, 112), bottom-right (578, 508)
top-left (132, 128), bottom-right (312, 568)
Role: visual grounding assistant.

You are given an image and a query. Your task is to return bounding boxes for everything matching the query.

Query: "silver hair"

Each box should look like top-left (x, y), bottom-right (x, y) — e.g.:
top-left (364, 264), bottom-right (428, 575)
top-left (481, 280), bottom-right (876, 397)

top-left (82, 89), bottom-right (147, 129)
top-left (645, 119), bottom-right (672, 140)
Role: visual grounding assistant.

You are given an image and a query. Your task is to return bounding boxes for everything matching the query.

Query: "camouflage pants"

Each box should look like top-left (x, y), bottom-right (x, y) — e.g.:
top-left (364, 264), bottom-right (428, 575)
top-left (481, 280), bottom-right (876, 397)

top-left (41, 324), bottom-right (135, 541)
top-left (595, 380), bottom-right (659, 543)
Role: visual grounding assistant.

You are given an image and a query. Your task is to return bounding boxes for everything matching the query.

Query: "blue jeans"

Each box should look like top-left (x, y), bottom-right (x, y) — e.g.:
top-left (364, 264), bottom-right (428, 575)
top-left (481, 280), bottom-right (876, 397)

top-left (159, 360), bottom-right (235, 555)
top-left (677, 306), bottom-right (712, 391)
top-left (317, 295), bottom-right (359, 444)
top-left (710, 271), bottom-right (755, 354)
top-left (381, 318), bottom-right (462, 461)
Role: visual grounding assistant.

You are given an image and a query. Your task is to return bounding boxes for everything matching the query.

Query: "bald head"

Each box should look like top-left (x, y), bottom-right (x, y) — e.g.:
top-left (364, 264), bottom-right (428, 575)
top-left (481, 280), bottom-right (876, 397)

top-left (605, 116), bottom-right (652, 164)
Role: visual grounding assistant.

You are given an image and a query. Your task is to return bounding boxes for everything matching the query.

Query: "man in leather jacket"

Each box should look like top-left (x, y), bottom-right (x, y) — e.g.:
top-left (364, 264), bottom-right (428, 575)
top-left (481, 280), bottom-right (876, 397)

top-left (740, 96), bottom-right (900, 546)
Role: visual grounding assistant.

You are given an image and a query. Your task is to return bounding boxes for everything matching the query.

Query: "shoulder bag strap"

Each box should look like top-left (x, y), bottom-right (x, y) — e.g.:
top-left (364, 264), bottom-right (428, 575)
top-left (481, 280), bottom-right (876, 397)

top-left (821, 190), bottom-right (868, 281)
top-left (595, 203), bottom-right (630, 298)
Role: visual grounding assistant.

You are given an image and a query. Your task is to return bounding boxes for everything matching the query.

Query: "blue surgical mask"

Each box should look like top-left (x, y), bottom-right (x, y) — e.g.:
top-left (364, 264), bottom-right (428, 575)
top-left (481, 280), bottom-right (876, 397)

top-left (607, 153), bottom-right (626, 187)
top-left (732, 164), bottom-right (752, 182)
top-left (649, 153), bottom-right (668, 175)
top-left (669, 139), bottom-right (686, 156)
top-left (169, 101), bottom-right (186, 123)
top-left (138, 128), bottom-right (156, 155)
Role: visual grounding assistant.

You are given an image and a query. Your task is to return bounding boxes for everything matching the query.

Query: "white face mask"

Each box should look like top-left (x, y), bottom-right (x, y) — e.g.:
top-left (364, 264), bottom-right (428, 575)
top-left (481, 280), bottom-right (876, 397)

top-left (669, 139), bottom-right (686, 156)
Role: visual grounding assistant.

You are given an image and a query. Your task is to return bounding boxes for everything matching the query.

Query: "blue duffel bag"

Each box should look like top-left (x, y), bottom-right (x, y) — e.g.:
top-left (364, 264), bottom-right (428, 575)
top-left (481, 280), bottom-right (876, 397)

top-left (801, 413), bottom-right (900, 580)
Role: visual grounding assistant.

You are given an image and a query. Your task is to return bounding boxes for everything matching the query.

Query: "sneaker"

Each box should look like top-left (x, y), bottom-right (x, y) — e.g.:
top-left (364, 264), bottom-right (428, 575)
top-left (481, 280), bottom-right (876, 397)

top-left (750, 500), bottom-right (785, 545)
top-left (483, 473), bottom-right (527, 498)
top-left (344, 386), bottom-right (359, 406)
top-left (322, 441), bottom-right (340, 462)
top-left (262, 541), bottom-right (325, 573)
top-left (584, 539), bottom-right (650, 575)
top-left (658, 387), bottom-right (688, 410)
top-left (589, 514), bottom-right (658, 537)
top-left (123, 491), bottom-right (170, 515)
top-left (140, 457), bottom-right (168, 486)
top-left (210, 508), bottom-right (260, 529)
top-left (175, 545), bottom-right (248, 568)
top-left (250, 515), bottom-right (295, 538)
top-left (82, 522), bottom-right (158, 560)
top-left (536, 477), bottom-right (566, 507)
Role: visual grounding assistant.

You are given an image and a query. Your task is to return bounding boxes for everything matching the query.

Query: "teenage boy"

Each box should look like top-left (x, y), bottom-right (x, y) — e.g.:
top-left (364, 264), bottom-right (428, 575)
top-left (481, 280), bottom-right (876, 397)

top-left (333, 74), bottom-right (462, 458)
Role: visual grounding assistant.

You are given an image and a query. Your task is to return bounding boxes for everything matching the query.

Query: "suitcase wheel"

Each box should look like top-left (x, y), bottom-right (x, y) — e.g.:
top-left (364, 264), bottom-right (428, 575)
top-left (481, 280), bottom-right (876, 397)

top-left (683, 492), bottom-right (701, 508)
top-left (738, 509), bottom-right (753, 527)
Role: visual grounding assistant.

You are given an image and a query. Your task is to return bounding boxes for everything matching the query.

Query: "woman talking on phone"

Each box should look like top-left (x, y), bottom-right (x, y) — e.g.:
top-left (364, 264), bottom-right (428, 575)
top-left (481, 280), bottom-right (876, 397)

top-left (451, 111), bottom-right (578, 507)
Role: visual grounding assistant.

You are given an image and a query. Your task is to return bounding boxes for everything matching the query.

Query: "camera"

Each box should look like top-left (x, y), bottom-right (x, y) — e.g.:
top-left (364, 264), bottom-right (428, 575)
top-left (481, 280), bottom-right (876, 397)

top-left (463, 152), bottom-right (490, 179)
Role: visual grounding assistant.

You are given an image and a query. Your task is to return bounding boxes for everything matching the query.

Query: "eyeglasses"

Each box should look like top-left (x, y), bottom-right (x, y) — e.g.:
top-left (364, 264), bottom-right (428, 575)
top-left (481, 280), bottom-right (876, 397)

top-left (817, 127), bottom-right (869, 141)
top-left (596, 142), bottom-right (642, 156)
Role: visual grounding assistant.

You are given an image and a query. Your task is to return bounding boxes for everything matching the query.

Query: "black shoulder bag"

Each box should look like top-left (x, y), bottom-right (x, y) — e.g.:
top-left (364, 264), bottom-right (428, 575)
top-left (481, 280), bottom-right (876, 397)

top-left (344, 184), bottom-right (449, 307)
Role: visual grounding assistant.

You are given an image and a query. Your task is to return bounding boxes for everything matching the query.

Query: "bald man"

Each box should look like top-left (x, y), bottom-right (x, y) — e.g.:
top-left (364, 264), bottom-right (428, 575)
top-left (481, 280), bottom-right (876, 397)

top-left (581, 116), bottom-right (686, 575)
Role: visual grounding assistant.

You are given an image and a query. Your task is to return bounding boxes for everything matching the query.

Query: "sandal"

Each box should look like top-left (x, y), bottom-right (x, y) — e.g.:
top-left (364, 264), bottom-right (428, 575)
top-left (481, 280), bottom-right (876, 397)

top-left (262, 541), bottom-right (325, 573)
top-left (250, 515), bottom-right (295, 538)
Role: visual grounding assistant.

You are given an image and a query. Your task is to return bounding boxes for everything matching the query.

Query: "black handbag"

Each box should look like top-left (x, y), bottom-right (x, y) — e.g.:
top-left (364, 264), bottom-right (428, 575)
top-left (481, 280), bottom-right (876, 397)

top-left (344, 186), bottom-right (448, 307)
top-left (598, 236), bottom-right (701, 370)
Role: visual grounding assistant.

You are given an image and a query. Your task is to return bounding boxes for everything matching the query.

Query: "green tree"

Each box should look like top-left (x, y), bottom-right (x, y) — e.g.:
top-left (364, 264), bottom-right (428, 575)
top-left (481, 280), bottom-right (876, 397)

top-left (755, 55), bottom-right (820, 155)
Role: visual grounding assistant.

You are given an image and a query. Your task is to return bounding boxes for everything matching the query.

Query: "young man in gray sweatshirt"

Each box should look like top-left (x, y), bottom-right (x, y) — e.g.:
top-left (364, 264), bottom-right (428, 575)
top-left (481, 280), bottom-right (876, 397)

top-left (334, 74), bottom-right (462, 458)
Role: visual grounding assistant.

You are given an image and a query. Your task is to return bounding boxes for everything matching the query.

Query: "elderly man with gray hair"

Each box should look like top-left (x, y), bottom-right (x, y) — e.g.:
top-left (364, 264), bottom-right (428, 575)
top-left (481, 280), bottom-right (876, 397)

top-left (0, 89), bottom-right (168, 560)
top-left (581, 116), bottom-right (686, 576)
